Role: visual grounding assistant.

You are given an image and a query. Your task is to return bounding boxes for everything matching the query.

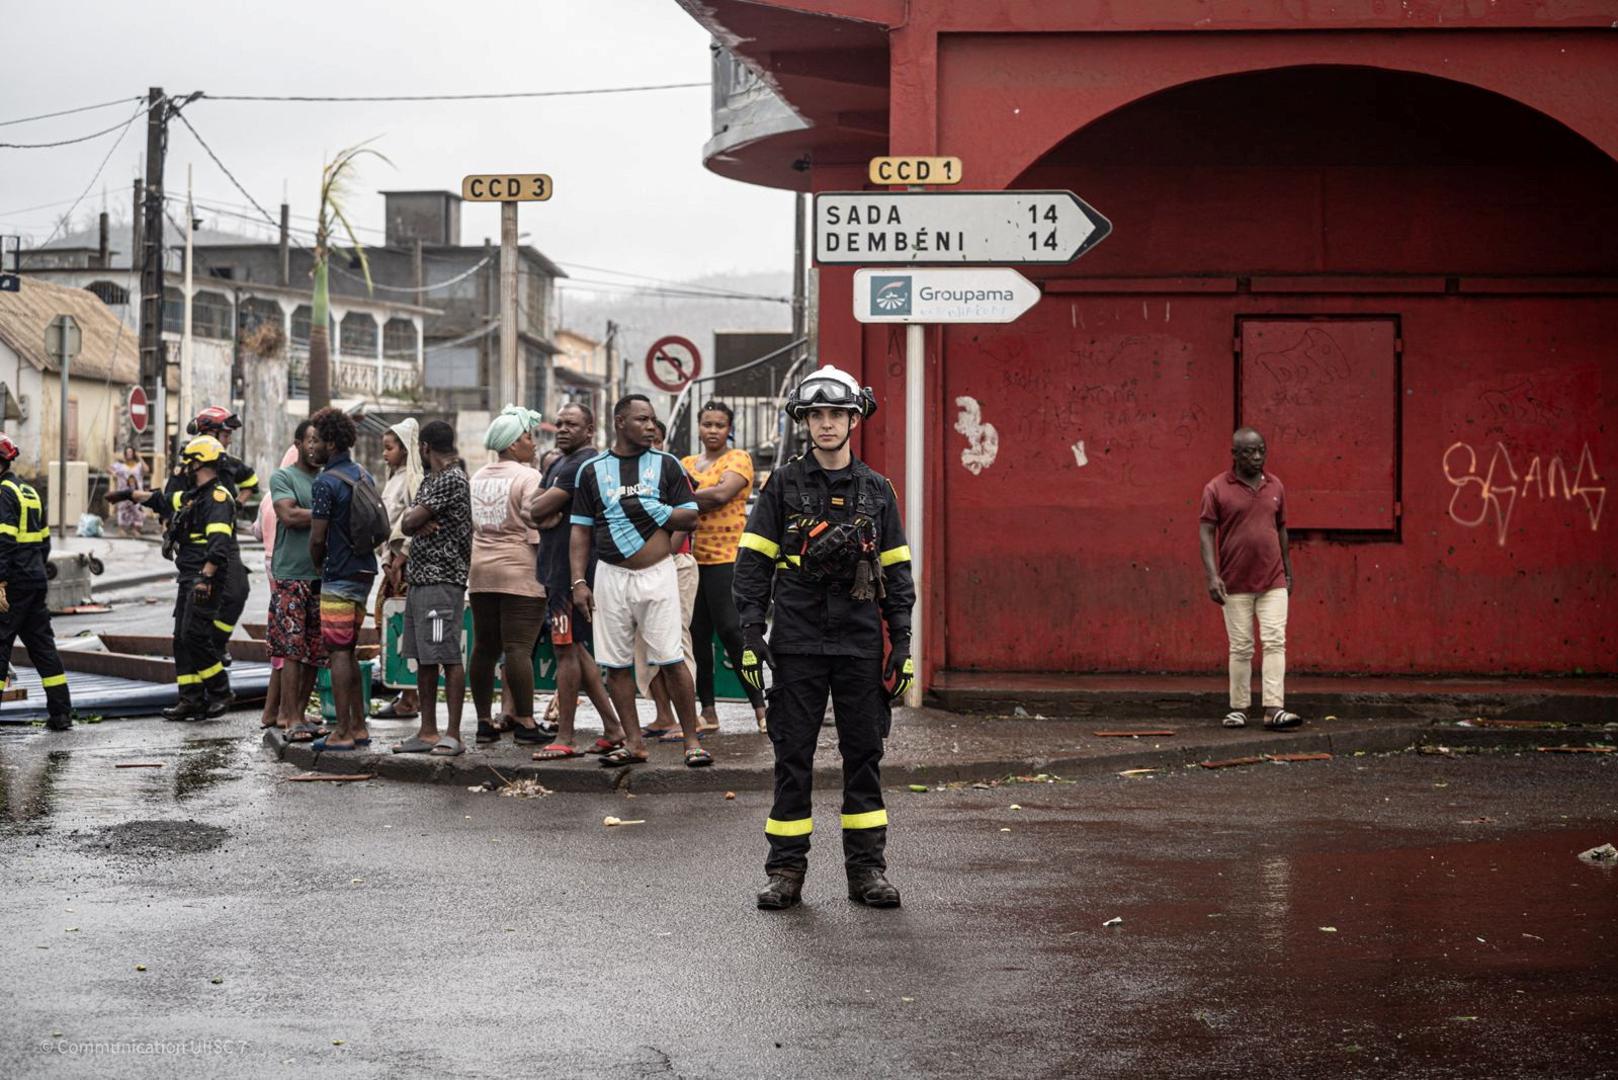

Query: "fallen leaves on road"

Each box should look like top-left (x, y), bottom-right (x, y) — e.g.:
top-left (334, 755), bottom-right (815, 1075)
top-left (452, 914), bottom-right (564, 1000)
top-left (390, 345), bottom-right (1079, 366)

top-left (497, 778), bottom-right (552, 799)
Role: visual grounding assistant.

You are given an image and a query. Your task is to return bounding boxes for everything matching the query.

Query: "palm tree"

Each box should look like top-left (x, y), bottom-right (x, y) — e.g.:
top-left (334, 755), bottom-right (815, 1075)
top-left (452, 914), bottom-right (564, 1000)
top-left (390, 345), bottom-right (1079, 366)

top-left (308, 142), bottom-right (390, 412)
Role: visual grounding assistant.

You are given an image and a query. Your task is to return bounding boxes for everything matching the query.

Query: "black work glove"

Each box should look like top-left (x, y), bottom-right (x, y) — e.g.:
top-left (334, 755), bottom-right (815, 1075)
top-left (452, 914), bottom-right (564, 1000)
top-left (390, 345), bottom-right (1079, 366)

top-left (740, 624), bottom-right (774, 692)
top-left (192, 577), bottom-right (217, 606)
top-left (884, 636), bottom-right (914, 704)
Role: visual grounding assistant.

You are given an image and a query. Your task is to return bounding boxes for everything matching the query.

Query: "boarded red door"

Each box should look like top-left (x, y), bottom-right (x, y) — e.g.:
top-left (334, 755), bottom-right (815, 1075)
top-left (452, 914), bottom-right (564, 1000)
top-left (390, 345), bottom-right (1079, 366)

top-left (1238, 318), bottom-right (1399, 531)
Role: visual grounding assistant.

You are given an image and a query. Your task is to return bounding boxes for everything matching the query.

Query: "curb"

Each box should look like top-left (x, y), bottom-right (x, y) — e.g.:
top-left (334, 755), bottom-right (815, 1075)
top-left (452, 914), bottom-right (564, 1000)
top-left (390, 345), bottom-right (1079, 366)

top-left (261, 722), bottom-right (1615, 795)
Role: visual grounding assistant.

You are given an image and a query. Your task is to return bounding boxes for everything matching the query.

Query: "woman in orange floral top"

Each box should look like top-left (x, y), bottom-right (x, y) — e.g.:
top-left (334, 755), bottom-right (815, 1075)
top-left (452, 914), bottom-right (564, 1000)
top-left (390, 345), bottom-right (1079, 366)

top-left (683, 401), bottom-right (768, 732)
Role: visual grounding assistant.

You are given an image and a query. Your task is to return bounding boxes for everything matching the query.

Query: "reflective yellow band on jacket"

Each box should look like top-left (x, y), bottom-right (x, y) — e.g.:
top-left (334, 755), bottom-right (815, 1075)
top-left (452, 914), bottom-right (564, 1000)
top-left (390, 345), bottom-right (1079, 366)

top-left (176, 673), bottom-right (202, 686)
top-left (205, 522), bottom-right (234, 536)
top-left (774, 554), bottom-right (802, 569)
top-left (879, 545), bottom-right (911, 567)
top-left (841, 809), bottom-right (889, 830)
top-left (40, 673), bottom-right (68, 688)
top-left (0, 524), bottom-right (15, 537)
top-left (171, 491), bottom-right (183, 511)
top-left (738, 532), bottom-right (781, 560)
top-left (764, 816), bottom-right (813, 837)
top-left (197, 662), bottom-right (225, 680)
top-left (212, 620), bottom-right (234, 634)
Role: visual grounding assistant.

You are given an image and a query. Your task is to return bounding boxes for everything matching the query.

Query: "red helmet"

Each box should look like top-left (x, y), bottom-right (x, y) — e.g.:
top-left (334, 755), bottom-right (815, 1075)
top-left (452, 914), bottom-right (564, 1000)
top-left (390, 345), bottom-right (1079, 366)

top-left (0, 434), bottom-right (17, 463)
top-left (188, 406), bottom-right (242, 436)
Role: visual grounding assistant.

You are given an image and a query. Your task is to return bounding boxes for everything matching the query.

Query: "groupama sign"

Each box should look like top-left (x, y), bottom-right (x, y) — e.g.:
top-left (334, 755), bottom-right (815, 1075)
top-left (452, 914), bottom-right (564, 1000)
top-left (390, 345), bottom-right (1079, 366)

top-left (852, 267), bottom-right (1041, 324)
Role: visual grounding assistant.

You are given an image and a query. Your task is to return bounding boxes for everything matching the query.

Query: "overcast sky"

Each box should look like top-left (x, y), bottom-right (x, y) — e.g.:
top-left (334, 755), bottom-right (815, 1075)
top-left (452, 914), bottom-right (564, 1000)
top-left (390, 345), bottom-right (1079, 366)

top-left (0, 0), bottom-right (796, 288)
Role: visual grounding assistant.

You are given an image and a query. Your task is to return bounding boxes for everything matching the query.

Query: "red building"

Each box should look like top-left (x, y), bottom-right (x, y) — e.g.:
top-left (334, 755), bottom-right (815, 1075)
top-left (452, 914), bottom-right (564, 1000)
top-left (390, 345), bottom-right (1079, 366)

top-left (678, 1), bottom-right (1618, 689)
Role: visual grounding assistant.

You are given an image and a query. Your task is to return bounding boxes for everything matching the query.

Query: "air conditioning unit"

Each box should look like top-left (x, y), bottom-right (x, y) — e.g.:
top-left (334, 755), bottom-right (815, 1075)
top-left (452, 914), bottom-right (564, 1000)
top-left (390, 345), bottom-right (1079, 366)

top-left (46, 460), bottom-right (89, 527)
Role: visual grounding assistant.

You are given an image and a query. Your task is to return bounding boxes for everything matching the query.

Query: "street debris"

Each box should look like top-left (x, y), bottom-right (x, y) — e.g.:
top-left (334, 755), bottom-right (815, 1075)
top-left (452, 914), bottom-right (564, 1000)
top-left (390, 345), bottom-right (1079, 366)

top-left (497, 778), bottom-right (552, 799)
top-left (1537, 745), bottom-right (1614, 754)
top-left (908, 784), bottom-right (930, 793)
top-left (1009, 804), bottom-right (1022, 811)
top-left (1576, 843), bottom-right (1617, 864)
top-left (286, 773), bottom-right (374, 783)
top-left (135, 964), bottom-right (146, 971)
top-left (114, 762), bottom-right (164, 769)
top-left (1092, 729), bottom-right (1176, 738)
top-left (1319, 927), bottom-right (1338, 933)
top-left (1118, 768), bottom-right (1159, 778)
top-left (1322, 715), bottom-right (1338, 722)
top-left (1418, 745), bottom-right (1455, 756)
top-left (1460, 817), bottom-right (1498, 825)
top-left (603, 816), bottom-right (645, 827)
top-left (1473, 718), bottom-right (1564, 730)
top-left (724, 791), bottom-right (736, 800)
top-left (1266, 752), bottom-right (1333, 764)
top-left (999, 827), bottom-right (1012, 833)
top-left (1102, 916), bottom-right (1123, 927)
top-left (210, 977), bottom-right (223, 984)
top-left (1199, 755), bottom-right (1267, 769)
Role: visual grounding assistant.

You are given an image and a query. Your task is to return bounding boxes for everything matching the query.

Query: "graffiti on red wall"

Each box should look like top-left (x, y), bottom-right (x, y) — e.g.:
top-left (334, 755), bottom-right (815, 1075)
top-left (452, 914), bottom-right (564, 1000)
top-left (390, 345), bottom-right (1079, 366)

top-left (1442, 441), bottom-right (1605, 545)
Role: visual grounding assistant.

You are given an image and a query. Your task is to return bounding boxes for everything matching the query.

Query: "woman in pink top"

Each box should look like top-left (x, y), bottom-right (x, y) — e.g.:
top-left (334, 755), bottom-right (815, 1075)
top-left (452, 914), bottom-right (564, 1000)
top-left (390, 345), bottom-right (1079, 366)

top-left (468, 410), bottom-right (546, 744)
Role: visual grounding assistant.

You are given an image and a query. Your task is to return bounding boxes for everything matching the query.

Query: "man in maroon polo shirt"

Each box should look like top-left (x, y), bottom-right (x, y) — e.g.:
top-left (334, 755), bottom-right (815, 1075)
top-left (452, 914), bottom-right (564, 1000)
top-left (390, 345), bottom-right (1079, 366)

top-left (1198, 427), bottom-right (1301, 730)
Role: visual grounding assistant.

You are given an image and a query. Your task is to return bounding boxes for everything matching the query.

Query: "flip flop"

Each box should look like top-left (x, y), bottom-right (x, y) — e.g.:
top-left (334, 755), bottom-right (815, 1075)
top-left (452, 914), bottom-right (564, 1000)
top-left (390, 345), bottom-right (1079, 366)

top-left (286, 722), bottom-right (327, 743)
top-left (1222, 711), bottom-right (1248, 728)
top-left (475, 719), bottom-right (502, 744)
top-left (598, 747), bottom-right (649, 768)
top-left (392, 736), bottom-right (439, 754)
top-left (510, 722), bottom-right (544, 745)
top-left (641, 725), bottom-right (676, 738)
top-left (684, 748), bottom-right (714, 768)
top-left (1265, 710), bottom-right (1303, 729)
top-left (311, 737), bottom-right (359, 752)
top-left (587, 738), bottom-right (624, 756)
top-left (532, 743), bottom-right (581, 761)
top-left (658, 728), bottom-right (695, 743)
top-left (370, 701), bottom-right (419, 720)
top-left (429, 736), bottom-right (465, 756)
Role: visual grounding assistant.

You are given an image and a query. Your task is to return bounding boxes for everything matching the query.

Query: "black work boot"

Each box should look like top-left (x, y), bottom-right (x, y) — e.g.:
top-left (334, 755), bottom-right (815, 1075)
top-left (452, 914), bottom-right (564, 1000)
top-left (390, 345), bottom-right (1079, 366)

top-left (847, 869), bottom-right (901, 908)
top-left (756, 871), bottom-right (805, 910)
top-left (204, 694), bottom-right (234, 718)
top-left (162, 698), bottom-right (208, 722)
top-left (44, 714), bottom-right (72, 732)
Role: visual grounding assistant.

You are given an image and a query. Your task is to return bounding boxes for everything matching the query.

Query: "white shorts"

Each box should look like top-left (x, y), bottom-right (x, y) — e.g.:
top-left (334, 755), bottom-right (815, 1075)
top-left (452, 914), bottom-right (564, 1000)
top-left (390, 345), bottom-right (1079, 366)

top-left (593, 558), bottom-right (685, 671)
top-left (635, 552), bottom-right (698, 696)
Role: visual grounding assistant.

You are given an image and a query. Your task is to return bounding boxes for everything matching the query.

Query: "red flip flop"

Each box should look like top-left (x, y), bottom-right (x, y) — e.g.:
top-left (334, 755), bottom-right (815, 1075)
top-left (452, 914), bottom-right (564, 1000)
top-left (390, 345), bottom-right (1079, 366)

top-left (532, 743), bottom-right (582, 761)
top-left (587, 737), bottom-right (624, 755)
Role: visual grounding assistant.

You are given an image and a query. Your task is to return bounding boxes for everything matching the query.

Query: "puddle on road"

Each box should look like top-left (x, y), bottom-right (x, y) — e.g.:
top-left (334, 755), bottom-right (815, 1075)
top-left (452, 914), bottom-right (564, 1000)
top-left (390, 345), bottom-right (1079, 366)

top-left (0, 728), bottom-right (249, 831)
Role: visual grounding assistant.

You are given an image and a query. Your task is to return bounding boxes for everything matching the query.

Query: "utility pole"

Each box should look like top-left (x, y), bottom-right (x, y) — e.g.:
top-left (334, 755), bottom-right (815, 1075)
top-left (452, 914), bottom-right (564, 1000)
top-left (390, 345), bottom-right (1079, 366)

top-left (277, 202), bottom-right (290, 286)
top-left (181, 165), bottom-right (194, 432)
top-left (138, 87), bottom-right (167, 474)
top-left (499, 202), bottom-right (519, 409)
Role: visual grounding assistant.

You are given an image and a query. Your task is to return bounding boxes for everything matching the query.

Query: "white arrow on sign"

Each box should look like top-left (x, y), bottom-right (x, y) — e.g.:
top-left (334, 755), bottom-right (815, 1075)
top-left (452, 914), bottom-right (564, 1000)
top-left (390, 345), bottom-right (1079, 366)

top-left (853, 267), bottom-right (1041, 324)
top-left (815, 189), bottom-right (1110, 266)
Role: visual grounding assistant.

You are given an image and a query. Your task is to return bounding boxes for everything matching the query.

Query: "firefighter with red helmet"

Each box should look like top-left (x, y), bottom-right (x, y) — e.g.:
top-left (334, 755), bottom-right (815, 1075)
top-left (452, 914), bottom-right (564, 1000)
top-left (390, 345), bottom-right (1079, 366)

top-left (0, 433), bottom-right (73, 730)
top-left (186, 406), bottom-right (259, 503)
top-left (161, 435), bottom-right (246, 720)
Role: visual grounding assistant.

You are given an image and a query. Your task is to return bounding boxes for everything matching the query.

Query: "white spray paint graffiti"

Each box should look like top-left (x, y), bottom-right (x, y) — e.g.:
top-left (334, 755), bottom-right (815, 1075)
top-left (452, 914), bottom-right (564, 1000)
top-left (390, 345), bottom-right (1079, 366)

top-left (1071, 440), bottom-right (1088, 467)
top-left (954, 396), bottom-right (999, 476)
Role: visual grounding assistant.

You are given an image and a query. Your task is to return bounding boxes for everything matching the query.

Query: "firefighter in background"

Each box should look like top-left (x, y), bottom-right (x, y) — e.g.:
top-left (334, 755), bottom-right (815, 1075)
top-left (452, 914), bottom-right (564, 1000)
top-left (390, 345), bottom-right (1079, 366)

top-left (187, 406), bottom-right (259, 505)
top-left (733, 365), bottom-right (916, 911)
top-left (0, 434), bottom-right (73, 731)
top-left (161, 435), bottom-right (246, 720)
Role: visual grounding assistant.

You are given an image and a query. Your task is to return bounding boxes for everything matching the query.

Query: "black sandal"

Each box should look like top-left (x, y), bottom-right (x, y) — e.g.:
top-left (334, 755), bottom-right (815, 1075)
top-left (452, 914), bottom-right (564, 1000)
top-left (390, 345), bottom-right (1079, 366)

top-left (599, 747), bottom-right (649, 768)
top-left (510, 720), bottom-right (544, 744)
top-left (475, 719), bottom-right (502, 743)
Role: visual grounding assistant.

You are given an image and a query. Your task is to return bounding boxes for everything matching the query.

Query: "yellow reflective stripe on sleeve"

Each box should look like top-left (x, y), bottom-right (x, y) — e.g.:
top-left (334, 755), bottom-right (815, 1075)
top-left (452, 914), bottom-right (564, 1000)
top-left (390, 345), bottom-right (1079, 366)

top-left (197, 662), bottom-right (225, 680)
top-left (841, 809), bottom-right (889, 830)
top-left (40, 673), bottom-right (68, 688)
top-left (738, 532), bottom-right (781, 559)
top-left (212, 620), bottom-right (235, 634)
top-left (0, 524), bottom-right (16, 537)
top-left (879, 545), bottom-right (911, 567)
top-left (171, 491), bottom-right (183, 511)
top-left (176, 673), bottom-right (202, 686)
top-left (205, 522), bottom-right (234, 536)
top-left (764, 817), bottom-right (814, 837)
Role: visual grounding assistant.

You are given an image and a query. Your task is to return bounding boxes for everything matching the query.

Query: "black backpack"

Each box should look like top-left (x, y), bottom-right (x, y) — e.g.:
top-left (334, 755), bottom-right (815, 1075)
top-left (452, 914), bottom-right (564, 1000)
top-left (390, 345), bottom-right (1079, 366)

top-left (330, 467), bottom-right (391, 553)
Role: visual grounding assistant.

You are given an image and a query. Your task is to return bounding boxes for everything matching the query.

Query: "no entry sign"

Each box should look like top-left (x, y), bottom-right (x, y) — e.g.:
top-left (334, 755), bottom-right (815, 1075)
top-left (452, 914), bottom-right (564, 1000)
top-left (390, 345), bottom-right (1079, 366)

top-left (645, 335), bottom-right (702, 393)
top-left (128, 385), bottom-right (149, 433)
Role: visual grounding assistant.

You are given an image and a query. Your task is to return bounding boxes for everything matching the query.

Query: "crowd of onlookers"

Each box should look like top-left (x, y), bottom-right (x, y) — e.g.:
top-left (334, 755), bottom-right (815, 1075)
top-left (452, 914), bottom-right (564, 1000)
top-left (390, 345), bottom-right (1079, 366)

top-left (256, 396), bottom-right (762, 768)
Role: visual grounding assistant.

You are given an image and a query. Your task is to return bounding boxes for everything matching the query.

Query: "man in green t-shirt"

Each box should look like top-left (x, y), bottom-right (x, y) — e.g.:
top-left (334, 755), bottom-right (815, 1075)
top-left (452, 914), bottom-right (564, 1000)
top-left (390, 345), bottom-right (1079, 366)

top-left (269, 421), bottom-right (329, 740)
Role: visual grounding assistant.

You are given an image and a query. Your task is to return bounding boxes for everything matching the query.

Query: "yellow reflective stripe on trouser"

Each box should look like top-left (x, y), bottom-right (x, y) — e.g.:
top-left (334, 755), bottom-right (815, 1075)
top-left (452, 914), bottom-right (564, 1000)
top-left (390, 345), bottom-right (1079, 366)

top-left (40, 673), bottom-right (68, 688)
top-left (879, 545), bottom-right (911, 567)
top-left (212, 620), bottom-right (235, 634)
top-left (841, 809), bottom-right (888, 830)
top-left (738, 532), bottom-right (781, 559)
top-left (205, 522), bottom-right (234, 536)
top-left (764, 817), bottom-right (813, 837)
top-left (197, 662), bottom-right (225, 680)
top-left (176, 673), bottom-right (202, 686)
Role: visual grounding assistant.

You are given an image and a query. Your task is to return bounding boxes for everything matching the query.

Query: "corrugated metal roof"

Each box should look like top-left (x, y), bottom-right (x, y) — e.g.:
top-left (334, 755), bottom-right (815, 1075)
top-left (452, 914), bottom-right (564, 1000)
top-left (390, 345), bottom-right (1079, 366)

top-left (0, 277), bottom-right (140, 383)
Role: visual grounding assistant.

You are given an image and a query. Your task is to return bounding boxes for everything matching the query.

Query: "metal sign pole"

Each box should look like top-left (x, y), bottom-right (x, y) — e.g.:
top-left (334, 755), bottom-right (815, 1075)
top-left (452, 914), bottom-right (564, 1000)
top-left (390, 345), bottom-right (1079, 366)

top-left (57, 334), bottom-right (70, 538)
top-left (499, 201), bottom-right (519, 408)
top-left (904, 321), bottom-right (925, 708)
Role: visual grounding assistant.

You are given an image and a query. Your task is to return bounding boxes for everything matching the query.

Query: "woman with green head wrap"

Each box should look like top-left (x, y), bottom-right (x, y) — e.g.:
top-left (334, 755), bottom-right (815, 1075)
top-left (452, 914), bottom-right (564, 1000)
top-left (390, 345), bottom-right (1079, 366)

top-left (467, 409), bottom-right (547, 743)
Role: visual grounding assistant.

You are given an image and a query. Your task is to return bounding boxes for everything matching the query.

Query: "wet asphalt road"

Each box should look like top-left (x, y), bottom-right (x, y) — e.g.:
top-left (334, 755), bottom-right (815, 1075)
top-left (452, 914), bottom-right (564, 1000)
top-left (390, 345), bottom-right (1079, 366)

top-left (1, 715), bottom-right (1615, 1080)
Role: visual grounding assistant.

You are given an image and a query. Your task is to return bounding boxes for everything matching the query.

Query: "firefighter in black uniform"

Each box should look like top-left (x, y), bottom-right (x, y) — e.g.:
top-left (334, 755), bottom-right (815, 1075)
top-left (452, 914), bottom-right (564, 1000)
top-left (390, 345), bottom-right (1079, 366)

top-left (161, 435), bottom-right (246, 720)
top-left (185, 407), bottom-right (255, 645)
top-left (0, 434), bottom-right (73, 731)
top-left (734, 365), bottom-right (916, 911)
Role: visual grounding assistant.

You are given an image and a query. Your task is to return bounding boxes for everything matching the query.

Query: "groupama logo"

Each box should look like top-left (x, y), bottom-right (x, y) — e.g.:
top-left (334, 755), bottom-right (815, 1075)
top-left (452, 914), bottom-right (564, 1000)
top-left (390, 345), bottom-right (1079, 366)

top-left (871, 275), bottom-right (912, 315)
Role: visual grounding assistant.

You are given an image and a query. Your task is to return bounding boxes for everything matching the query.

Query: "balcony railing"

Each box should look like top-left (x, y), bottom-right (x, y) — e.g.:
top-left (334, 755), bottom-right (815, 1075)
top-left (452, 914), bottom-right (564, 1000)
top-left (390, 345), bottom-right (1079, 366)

top-left (288, 347), bottom-right (421, 401)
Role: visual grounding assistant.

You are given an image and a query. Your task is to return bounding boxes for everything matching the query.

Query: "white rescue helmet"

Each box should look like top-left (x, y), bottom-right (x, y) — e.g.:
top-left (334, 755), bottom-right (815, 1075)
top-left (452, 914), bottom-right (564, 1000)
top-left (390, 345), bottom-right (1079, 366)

top-left (785, 364), bottom-right (877, 421)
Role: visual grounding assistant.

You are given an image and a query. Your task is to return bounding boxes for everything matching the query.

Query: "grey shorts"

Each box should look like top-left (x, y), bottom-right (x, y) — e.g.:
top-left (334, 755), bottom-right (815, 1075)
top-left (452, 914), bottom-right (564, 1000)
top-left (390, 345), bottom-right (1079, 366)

top-left (401, 583), bottom-right (466, 666)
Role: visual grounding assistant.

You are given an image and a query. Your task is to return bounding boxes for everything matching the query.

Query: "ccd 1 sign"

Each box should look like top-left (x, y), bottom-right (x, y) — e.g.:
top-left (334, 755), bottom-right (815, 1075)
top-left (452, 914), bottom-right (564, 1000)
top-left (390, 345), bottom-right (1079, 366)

top-left (814, 190), bottom-right (1111, 265)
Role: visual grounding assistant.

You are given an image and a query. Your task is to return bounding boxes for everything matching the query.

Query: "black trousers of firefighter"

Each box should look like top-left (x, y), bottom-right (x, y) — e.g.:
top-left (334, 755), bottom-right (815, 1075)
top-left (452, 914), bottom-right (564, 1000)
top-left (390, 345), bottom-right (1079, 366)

top-left (0, 585), bottom-right (71, 718)
top-left (764, 652), bottom-right (891, 876)
top-left (173, 564), bottom-right (245, 704)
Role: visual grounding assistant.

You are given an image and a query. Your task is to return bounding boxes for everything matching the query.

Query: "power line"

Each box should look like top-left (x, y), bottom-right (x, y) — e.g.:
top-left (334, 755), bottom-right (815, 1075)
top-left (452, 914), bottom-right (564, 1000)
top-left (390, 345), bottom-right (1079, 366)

top-left (0, 95), bottom-right (144, 129)
top-left (555, 261), bottom-right (793, 303)
top-left (35, 105), bottom-right (145, 249)
top-left (200, 81), bottom-right (706, 104)
top-left (169, 108), bottom-right (282, 239)
top-left (560, 277), bottom-right (791, 304)
top-left (0, 103), bottom-right (147, 149)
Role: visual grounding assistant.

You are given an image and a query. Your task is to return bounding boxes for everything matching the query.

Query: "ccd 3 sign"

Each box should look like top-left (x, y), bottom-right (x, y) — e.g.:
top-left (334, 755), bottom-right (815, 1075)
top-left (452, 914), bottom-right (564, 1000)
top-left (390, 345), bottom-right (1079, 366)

top-left (461, 174), bottom-right (553, 202)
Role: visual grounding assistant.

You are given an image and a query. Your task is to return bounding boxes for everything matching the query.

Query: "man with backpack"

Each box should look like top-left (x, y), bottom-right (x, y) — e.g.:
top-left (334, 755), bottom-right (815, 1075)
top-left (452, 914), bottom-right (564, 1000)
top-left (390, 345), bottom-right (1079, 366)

top-left (308, 407), bottom-right (387, 751)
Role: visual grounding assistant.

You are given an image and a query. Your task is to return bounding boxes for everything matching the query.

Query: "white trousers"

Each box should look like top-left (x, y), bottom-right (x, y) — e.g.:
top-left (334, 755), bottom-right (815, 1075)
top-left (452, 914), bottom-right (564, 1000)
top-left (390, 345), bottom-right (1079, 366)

top-left (594, 558), bottom-right (685, 671)
top-left (635, 552), bottom-right (698, 695)
top-left (1222, 587), bottom-right (1288, 709)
